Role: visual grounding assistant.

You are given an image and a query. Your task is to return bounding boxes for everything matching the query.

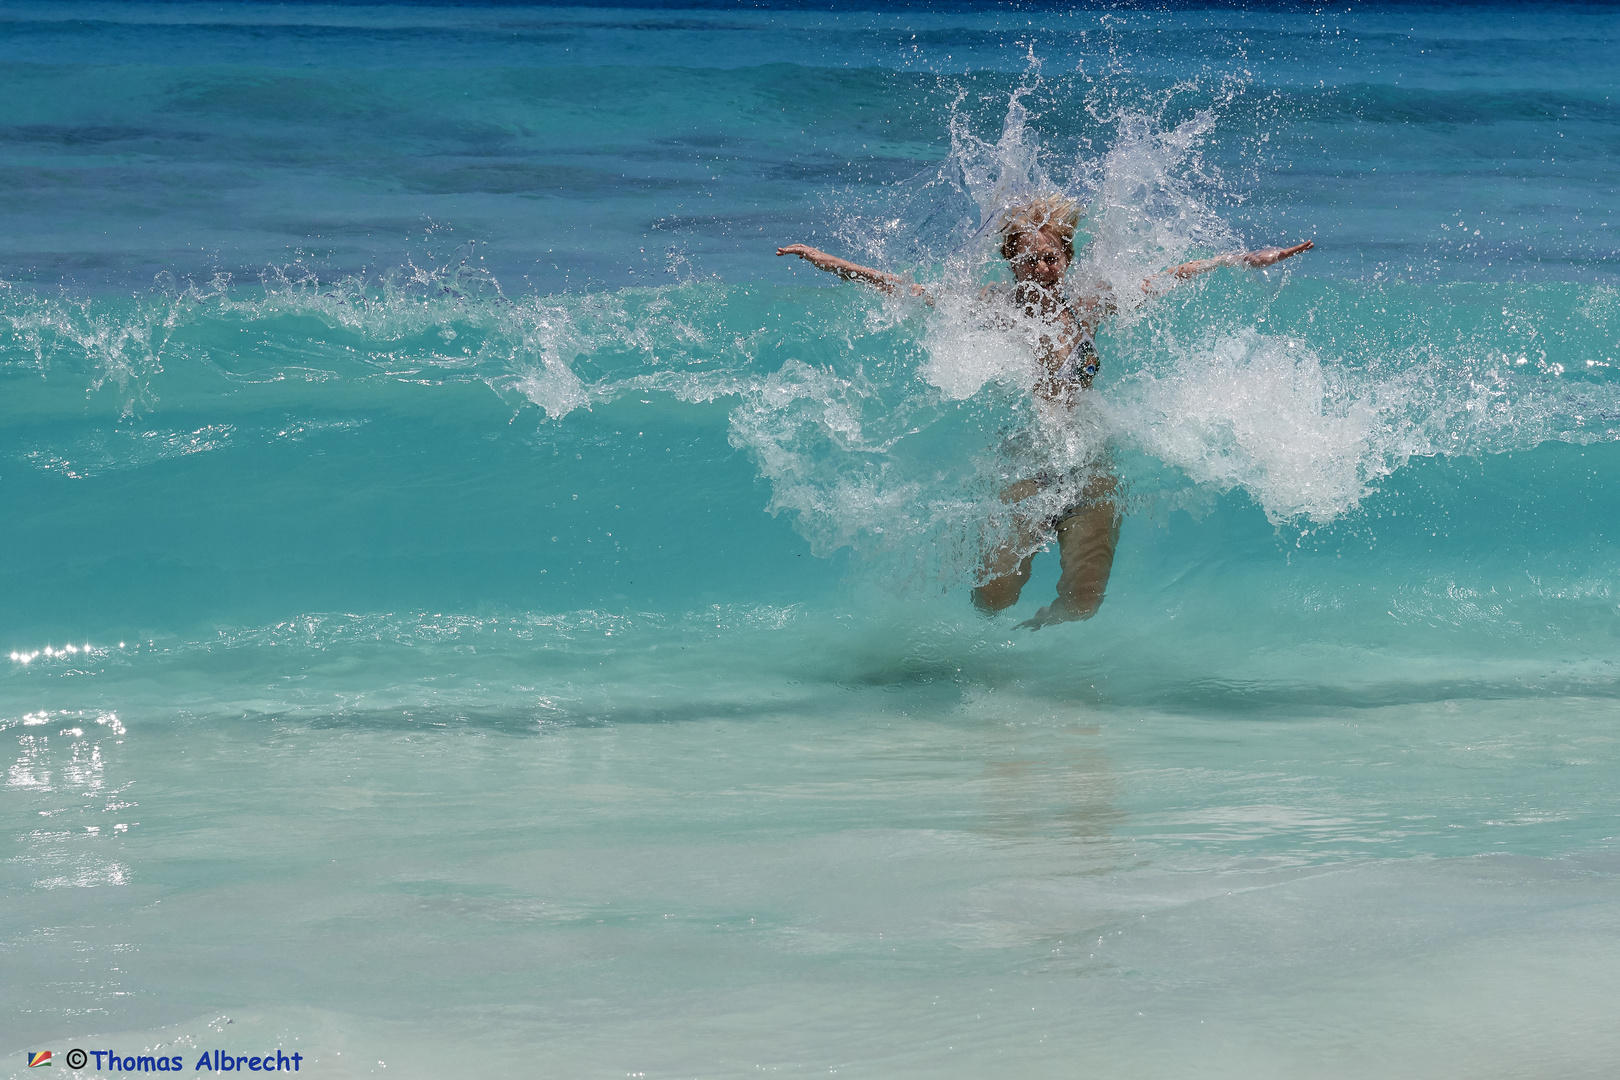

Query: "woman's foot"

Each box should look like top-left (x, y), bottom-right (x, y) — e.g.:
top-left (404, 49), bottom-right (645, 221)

top-left (1015, 597), bottom-right (1099, 630)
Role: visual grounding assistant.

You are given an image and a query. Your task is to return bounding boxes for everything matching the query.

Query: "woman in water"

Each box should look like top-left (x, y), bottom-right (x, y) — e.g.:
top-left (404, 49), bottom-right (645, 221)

top-left (778, 194), bottom-right (1311, 627)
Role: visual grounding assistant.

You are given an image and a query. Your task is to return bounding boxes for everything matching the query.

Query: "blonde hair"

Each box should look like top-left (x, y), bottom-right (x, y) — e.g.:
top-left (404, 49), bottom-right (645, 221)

top-left (997, 192), bottom-right (1082, 261)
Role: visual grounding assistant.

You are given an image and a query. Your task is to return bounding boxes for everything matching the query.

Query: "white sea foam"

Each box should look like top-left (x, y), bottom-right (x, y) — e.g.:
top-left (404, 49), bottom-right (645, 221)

top-left (3, 93), bottom-right (1618, 576)
top-left (1106, 330), bottom-right (1383, 523)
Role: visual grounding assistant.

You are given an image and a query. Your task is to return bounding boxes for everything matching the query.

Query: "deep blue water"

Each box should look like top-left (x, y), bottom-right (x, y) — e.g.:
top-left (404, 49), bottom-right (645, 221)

top-left (4, 4), bottom-right (1620, 1078)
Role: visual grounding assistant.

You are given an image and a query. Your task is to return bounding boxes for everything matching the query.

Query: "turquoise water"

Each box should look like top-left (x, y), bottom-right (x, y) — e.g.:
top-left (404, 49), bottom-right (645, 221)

top-left (5, 3), bottom-right (1620, 1077)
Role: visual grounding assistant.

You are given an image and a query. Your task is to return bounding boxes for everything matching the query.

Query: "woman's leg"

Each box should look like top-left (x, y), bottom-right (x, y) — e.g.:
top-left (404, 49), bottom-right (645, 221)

top-left (972, 478), bottom-right (1044, 613)
top-left (1018, 472), bottom-right (1121, 628)
top-left (1051, 494), bottom-right (1121, 620)
top-left (972, 546), bottom-right (1036, 612)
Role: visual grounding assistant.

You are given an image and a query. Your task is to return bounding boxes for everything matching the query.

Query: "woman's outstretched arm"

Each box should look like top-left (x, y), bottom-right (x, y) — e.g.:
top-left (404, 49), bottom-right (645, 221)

top-left (1141, 240), bottom-right (1314, 295)
top-left (777, 244), bottom-right (930, 298)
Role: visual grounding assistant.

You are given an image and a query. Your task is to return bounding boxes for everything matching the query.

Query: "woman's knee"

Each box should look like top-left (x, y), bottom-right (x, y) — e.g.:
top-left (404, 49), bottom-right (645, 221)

top-left (973, 558), bottom-right (1033, 612)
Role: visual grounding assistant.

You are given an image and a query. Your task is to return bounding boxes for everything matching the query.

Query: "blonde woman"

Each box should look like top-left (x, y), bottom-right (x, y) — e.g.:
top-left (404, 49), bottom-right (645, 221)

top-left (778, 196), bottom-right (1311, 627)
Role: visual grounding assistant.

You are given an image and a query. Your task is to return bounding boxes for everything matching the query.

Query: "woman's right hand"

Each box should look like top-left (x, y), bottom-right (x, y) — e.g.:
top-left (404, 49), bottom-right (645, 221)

top-left (776, 243), bottom-right (829, 267)
top-left (776, 243), bottom-right (927, 300)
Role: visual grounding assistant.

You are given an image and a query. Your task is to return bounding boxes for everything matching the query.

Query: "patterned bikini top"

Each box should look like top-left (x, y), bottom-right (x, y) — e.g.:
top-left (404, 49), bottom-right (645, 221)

top-left (984, 285), bottom-right (1101, 383)
top-left (1055, 324), bottom-right (1100, 382)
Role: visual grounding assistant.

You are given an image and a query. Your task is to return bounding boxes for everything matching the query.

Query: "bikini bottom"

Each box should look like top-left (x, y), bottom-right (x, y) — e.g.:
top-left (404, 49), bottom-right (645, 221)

top-left (1019, 466), bottom-right (1118, 532)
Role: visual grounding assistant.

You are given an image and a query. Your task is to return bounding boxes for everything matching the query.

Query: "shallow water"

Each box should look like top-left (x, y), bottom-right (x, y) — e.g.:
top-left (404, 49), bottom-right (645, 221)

top-left (4, 3), bottom-right (1620, 1078)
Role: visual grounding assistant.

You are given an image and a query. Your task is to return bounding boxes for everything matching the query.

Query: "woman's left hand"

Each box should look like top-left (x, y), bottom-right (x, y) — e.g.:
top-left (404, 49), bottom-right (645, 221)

top-left (1240, 240), bottom-right (1314, 268)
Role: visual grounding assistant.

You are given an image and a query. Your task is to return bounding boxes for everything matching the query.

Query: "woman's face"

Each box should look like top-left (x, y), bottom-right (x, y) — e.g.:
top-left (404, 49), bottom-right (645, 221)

top-left (1008, 228), bottom-right (1070, 287)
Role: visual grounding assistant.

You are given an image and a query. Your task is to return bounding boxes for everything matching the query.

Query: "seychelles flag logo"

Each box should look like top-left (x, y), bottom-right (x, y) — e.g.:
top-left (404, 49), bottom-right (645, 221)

top-left (27, 1051), bottom-right (53, 1067)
